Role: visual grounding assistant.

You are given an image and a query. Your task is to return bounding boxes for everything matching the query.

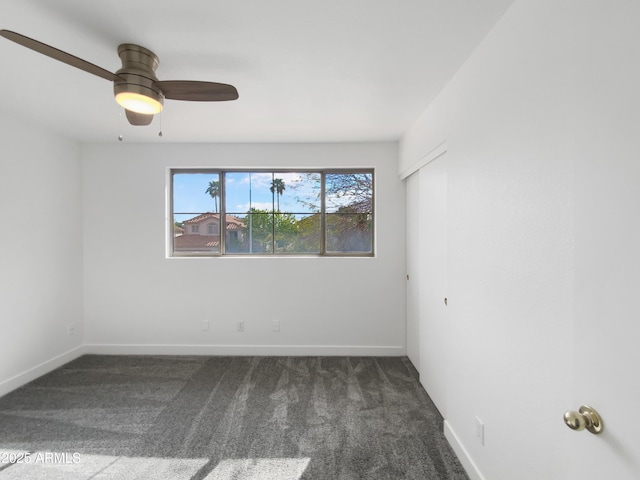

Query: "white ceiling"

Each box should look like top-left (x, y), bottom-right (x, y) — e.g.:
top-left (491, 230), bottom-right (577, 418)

top-left (0, 0), bottom-right (514, 143)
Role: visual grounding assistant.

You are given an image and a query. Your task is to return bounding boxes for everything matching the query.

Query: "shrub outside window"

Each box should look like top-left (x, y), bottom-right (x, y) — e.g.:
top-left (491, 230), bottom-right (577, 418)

top-left (170, 169), bottom-right (373, 256)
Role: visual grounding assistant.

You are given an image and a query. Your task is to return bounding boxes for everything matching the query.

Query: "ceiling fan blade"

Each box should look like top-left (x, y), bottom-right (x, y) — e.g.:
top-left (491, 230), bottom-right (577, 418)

top-left (156, 80), bottom-right (239, 101)
top-left (125, 109), bottom-right (153, 126)
top-left (0, 29), bottom-right (118, 82)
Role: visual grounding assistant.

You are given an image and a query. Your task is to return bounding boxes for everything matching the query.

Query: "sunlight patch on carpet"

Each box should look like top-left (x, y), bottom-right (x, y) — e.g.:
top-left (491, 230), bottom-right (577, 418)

top-left (205, 458), bottom-right (311, 480)
top-left (0, 450), bottom-right (208, 479)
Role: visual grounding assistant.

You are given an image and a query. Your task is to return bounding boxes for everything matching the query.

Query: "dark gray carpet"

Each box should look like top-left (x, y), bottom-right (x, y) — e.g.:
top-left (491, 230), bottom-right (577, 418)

top-left (0, 355), bottom-right (469, 480)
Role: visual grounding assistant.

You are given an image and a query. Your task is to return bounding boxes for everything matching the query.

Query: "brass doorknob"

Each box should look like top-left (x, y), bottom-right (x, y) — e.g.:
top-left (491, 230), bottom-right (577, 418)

top-left (563, 405), bottom-right (603, 434)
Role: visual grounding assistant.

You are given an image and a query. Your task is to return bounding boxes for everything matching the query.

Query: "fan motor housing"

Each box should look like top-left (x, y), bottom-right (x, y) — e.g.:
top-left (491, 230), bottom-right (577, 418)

top-left (113, 43), bottom-right (164, 109)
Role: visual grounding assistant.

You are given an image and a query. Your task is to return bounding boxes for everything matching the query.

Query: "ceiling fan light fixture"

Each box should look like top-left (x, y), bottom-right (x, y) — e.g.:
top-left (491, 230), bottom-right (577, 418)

top-left (113, 44), bottom-right (163, 115)
top-left (115, 91), bottom-right (163, 114)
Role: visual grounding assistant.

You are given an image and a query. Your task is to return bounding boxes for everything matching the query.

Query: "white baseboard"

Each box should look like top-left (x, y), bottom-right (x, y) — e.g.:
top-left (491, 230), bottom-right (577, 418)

top-left (0, 345), bottom-right (87, 398)
top-left (444, 420), bottom-right (486, 480)
top-left (84, 344), bottom-right (405, 357)
top-left (0, 344), bottom-right (404, 397)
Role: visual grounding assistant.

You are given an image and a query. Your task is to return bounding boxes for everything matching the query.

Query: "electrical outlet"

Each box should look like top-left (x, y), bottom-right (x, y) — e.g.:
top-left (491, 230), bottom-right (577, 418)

top-left (475, 416), bottom-right (485, 446)
top-left (237, 320), bottom-right (244, 332)
top-left (272, 320), bottom-right (280, 332)
top-left (202, 320), bottom-right (210, 331)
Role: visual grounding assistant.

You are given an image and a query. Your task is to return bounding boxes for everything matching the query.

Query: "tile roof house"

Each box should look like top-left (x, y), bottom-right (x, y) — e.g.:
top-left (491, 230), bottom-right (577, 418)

top-left (174, 213), bottom-right (245, 252)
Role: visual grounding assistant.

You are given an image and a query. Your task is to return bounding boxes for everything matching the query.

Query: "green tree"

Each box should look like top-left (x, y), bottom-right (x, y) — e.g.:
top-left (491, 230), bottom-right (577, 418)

top-left (295, 214), bottom-right (321, 253)
top-left (205, 180), bottom-right (220, 213)
top-left (244, 208), bottom-right (298, 252)
top-left (270, 178), bottom-right (286, 212)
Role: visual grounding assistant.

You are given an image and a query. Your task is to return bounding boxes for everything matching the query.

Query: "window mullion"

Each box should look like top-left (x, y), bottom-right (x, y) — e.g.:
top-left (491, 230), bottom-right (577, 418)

top-left (320, 172), bottom-right (326, 255)
top-left (169, 170), bottom-right (176, 256)
top-left (271, 172), bottom-right (275, 254)
top-left (220, 171), bottom-right (226, 255)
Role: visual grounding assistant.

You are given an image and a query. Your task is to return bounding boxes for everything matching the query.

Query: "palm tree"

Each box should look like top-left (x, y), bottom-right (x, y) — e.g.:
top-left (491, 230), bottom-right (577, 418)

top-left (270, 178), bottom-right (286, 211)
top-left (205, 180), bottom-right (220, 213)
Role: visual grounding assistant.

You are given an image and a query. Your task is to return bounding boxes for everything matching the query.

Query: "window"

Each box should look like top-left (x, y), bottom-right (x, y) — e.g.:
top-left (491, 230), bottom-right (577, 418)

top-left (170, 169), bottom-right (373, 257)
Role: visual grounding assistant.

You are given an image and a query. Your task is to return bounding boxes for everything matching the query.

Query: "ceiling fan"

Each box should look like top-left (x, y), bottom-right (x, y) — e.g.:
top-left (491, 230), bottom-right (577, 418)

top-left (0, 29), bottom-right (239, 126)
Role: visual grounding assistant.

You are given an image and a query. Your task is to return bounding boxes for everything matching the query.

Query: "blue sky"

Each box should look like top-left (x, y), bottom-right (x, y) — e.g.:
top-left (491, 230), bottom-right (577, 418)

top-left (173, 172), bottom-right (321, 219)
top-left (173, 171), bottom-right (372, 224)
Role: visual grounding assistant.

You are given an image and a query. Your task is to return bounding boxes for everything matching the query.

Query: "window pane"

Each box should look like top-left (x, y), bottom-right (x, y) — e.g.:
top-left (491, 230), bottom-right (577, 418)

top-left (172, 172), bottom-right (221, 255)
top-left (270, 213), bottom-right (320, 254)
top-left (274, 172), bottom-right (321, 213)
top-left (231, 211), bottom-right (273, 254)
top-left (173, 213), bottom-right (221, 254)
top-left (174, 172), bottom-right (221, 214)
top-left (291, 213), bottom-right (321, 253)
top-left (326, 213), bottom-right (373, 253)
top-left (325, 172), bottom-right (373, 253)
top-left (325, 172), bottom-right (373, 214)
top-left (270, 213), bottom-right (295, 253)
top-left (225, 214), bottom-right (249, 253)
top-left (225, 172), bottom-right (275, 214)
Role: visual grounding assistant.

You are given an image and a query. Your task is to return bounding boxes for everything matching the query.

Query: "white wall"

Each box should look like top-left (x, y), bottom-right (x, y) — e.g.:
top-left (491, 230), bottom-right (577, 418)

top-left (82, 142), bottom-right (406, 355)
top-left (401, 0), bottom-right (640, 479)
top-left (0, 112), bottom-right (84, 396)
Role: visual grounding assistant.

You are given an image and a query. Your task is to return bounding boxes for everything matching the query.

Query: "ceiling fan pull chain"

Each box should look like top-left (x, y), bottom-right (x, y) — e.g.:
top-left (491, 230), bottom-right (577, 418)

top-left (118, 108), bottom-right (124, 142)
top-left (158, 111), bottom-right (163, 138)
